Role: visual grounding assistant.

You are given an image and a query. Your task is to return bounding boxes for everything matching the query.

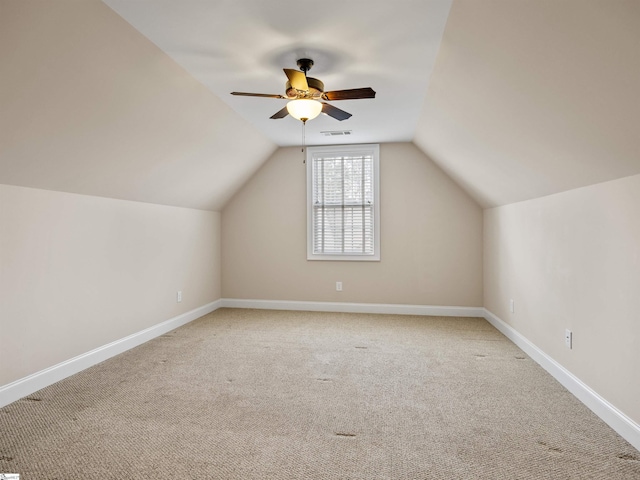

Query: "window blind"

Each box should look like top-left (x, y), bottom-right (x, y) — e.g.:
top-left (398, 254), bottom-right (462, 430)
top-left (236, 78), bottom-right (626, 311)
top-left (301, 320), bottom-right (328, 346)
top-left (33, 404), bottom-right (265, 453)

top-left (311, 152), bottom-right (375, 255)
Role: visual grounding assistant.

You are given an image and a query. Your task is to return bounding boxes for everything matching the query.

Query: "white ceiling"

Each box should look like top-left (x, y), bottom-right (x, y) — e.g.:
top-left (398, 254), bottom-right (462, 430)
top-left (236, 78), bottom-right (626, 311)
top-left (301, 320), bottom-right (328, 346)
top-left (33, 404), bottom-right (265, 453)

top-left (101, 0), bottom-right (453, 147)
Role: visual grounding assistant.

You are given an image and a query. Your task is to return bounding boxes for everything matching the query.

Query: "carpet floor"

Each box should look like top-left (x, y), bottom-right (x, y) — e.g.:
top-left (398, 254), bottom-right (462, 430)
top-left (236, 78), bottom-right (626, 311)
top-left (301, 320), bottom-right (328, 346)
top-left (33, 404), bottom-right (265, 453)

top-left (1, 308), bottom-right (638, 479)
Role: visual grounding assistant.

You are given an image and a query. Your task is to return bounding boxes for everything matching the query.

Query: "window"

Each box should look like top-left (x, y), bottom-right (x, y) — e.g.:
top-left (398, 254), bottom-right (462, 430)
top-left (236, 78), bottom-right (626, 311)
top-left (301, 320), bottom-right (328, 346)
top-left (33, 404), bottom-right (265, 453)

top-left (306, 144), bottom-right (380, 261)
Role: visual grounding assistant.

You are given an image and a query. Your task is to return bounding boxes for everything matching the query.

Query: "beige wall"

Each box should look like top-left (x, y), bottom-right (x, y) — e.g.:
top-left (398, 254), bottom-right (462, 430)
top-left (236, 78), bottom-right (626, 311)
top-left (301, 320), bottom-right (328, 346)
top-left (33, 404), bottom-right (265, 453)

top-left (484, 173), bottom-right (640, 425)
top-left (222, 143), bottom-right (483, 306)
top-left (0, 184), bottom-right (221, 386)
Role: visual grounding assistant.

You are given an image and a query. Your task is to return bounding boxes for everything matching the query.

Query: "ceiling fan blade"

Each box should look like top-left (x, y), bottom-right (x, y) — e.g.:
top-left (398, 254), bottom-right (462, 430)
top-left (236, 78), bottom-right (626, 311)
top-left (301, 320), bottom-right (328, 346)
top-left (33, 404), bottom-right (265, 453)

top-left (283, 69), bottom-right (309, 91)
top-left (270, 106), bottom-right (289, 119)
top-left (321, 102), bottom-right (352, 121)
top-left (322, 87), bottom-right (376, 101)
top-left (231, 92), bottom-right (286, 99)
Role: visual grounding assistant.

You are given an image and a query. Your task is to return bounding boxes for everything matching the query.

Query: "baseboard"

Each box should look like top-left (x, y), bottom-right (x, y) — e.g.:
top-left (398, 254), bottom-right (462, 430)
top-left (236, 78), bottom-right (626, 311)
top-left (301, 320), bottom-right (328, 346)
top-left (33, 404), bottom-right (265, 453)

top-left (0, 299), bottom-right (222, 408)
top-left (483, 308), bottom-right (640, 452)
top-left (7, 300), bottom-right (635, 452)
top-left (220, 298), bottom-right (484, 317)
top-left (1, 298), bottom-right (473, 408)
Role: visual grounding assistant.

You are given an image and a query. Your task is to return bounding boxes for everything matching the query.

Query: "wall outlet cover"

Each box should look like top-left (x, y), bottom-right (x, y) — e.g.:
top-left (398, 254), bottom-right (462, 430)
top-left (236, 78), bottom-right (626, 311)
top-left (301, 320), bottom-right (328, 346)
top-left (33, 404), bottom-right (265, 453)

top-left (565, 329), bottom-right (572, 349)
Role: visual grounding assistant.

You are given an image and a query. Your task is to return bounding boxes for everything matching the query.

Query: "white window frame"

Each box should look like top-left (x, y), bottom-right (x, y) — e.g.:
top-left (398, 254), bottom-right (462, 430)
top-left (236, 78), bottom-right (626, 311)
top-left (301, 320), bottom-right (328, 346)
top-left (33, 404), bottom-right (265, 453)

top-left (306, 144), bottom-right (380, 261)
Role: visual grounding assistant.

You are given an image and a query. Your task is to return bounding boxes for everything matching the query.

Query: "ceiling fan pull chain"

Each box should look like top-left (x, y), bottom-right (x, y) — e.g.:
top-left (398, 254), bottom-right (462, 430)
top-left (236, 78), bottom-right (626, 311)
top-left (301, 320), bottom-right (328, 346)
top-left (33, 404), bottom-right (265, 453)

top-left (302, 121), bottom-right (306, 163)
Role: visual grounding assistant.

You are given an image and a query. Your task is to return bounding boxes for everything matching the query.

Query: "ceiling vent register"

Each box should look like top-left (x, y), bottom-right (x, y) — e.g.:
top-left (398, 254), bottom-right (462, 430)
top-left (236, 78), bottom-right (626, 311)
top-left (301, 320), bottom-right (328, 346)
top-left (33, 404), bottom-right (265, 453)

top-left (321, 130), bottom-right (352, 137)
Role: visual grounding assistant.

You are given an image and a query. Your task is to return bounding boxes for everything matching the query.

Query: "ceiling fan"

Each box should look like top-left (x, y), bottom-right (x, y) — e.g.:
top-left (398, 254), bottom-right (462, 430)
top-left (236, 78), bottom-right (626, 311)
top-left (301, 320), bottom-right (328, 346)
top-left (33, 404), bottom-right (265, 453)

top-left (230, 58), bottom-right (376, 123)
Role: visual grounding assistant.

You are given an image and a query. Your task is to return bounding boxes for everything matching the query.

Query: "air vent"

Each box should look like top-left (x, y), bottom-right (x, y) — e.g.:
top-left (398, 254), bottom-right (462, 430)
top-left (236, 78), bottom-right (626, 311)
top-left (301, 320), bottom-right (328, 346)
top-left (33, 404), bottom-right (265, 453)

top-left (321, 130), bottom-right (352, 137)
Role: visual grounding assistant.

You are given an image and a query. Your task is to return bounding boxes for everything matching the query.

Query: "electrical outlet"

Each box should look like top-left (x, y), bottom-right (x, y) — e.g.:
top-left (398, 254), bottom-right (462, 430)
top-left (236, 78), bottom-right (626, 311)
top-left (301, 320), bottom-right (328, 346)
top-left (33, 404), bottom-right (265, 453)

top-left (565, 329), bottom-right (572, 349)
top-left (177, 291), bottom-right (182, 303)
top-left (336, 281), bottom-right (343, 292)
top-left (510, 299), bottom-right (515, 313)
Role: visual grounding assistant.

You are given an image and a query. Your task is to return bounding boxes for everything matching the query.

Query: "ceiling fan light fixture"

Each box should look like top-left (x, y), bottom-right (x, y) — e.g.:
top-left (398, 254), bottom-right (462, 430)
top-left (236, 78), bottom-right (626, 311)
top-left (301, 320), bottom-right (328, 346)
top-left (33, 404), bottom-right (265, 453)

top-left (230, 58), bottom-right (375, 123)
top-left (286, 99), bottom-right (322, 123)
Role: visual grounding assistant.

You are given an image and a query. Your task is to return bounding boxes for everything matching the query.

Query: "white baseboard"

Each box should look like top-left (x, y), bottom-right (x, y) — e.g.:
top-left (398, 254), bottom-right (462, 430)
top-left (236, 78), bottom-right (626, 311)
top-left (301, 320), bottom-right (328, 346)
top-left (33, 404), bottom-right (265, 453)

top-left (5, 299), bottom-right (636, 453)
top-left (220, 298), bottom-right (484, 318)
top-left (0, 300), bottom-right (222, 408)
top-left (483, 308), bottom-right (640, 452)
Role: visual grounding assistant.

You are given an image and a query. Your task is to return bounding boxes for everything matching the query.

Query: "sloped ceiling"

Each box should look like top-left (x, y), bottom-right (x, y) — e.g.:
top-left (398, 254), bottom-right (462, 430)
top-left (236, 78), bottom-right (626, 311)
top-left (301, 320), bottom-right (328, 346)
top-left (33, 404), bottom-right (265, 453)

top-left (414, 0), bottom-right (640, 207)
top-left (0, 0), bottom-right (276, 211)
top-left (1, 1), bottom-right (639, 211)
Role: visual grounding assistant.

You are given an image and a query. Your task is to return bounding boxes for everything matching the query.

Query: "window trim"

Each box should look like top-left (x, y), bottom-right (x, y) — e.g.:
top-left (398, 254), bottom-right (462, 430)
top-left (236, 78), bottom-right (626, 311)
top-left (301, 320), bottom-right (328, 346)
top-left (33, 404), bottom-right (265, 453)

top-left (306, 144), bottom-right (380, 261)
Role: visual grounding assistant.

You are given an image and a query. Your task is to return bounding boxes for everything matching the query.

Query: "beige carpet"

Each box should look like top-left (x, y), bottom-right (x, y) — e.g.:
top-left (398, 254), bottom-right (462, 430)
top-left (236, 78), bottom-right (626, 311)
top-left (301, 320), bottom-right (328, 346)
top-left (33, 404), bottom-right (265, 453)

top-left (1, 308), bottom-right (638, 479)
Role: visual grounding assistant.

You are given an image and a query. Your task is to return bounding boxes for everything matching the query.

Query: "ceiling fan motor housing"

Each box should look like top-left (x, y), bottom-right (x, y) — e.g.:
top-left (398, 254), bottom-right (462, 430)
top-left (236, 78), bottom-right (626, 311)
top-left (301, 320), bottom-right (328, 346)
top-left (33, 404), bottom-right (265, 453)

top-left (286, 77), bottom-right (325, 99)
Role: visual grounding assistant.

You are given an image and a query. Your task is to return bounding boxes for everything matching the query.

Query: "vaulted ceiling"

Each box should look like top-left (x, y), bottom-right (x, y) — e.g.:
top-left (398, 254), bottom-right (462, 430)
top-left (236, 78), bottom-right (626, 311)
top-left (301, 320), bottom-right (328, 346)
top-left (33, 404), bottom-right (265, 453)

top-left (1, 0), bottom-right (638, 210)
top-left (414, 0), bottom-right (640, 207)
